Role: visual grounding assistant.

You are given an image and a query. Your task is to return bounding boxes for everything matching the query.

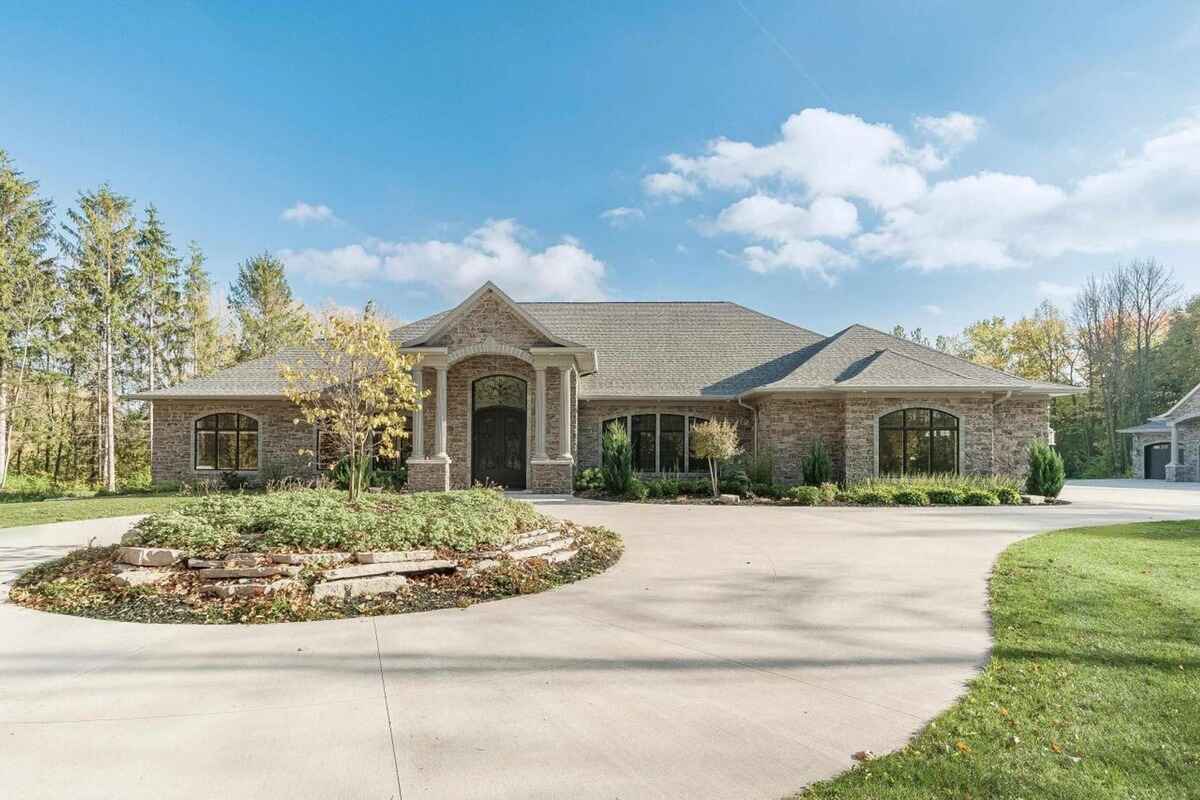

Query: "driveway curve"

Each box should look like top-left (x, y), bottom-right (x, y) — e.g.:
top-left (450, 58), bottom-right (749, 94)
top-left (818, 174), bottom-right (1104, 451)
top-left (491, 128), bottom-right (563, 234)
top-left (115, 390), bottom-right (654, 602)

top-left (1, 481), bottom-right (1197, 800)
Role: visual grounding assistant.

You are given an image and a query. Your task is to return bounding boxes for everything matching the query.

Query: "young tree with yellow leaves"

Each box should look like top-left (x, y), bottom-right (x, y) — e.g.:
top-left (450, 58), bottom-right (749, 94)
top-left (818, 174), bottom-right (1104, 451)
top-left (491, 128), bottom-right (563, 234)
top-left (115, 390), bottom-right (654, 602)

top-left (280, 304), bottom-right (423, 501)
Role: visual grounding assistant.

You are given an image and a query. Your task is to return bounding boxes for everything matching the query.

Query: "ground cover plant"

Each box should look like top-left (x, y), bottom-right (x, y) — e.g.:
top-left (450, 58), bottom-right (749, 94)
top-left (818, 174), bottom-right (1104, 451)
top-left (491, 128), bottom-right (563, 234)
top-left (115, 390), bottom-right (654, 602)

top-left (792, 519), bottom-right (1200, 799)
top-left (11, 487), bottom-right (623, 624)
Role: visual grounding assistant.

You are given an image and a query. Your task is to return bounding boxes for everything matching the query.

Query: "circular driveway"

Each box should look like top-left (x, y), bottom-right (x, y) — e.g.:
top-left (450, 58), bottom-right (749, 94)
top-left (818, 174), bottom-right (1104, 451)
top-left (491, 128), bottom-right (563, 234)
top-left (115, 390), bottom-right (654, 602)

top-left (1, 481), bottom-right (1197, 800)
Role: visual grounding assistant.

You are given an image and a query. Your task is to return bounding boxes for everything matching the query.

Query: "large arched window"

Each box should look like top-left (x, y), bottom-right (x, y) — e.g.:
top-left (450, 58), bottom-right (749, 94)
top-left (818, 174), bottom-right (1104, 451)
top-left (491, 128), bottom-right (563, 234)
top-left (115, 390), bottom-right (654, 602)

top-left (194, 413), bottom-right (259, 471)
top-left (878, 408), bottom-right (958, 476)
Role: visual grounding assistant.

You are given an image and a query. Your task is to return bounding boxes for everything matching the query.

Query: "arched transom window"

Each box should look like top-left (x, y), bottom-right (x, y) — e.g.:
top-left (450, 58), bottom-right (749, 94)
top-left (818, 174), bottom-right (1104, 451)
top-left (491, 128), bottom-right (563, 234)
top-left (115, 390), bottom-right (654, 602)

top-left (473, 375), bottom-right (527, 410)
top-left (878, 408), bottom-right (958, 476)
top-left (195, 413), bottom-right (259, 471)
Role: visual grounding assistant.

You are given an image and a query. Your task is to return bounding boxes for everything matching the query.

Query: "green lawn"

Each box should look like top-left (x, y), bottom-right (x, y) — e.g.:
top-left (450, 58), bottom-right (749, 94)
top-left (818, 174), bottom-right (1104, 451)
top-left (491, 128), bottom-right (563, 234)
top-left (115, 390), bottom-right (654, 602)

top-left (0, 494), bottom-right (190, 529)
top-left (795, 520), bottom-right (1200, 800)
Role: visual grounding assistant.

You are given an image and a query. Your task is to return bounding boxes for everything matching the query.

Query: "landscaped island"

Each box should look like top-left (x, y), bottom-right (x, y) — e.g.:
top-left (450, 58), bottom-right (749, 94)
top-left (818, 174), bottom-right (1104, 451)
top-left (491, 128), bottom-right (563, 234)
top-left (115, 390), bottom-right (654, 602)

top-left (10, 488), bottom-right (622, 623)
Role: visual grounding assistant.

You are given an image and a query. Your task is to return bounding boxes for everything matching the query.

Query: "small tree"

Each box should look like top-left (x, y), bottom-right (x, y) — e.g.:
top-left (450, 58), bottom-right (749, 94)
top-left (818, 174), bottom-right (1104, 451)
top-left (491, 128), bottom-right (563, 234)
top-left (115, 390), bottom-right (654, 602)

top-left (601, 421), bottom-right (633, 496)
top-left (280, 305), bottom-right (422, 501)
top-left (690, 418), bottom-right (741, 497)
top-left (1026, 440), bottom-right (1066, 499)
top-left (802, 438), bottom-right (832, 486)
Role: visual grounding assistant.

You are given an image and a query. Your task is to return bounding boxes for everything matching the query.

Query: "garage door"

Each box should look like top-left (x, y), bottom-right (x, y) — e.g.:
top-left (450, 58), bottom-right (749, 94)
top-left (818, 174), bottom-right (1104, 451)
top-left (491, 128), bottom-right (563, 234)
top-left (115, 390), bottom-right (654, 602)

top-left (1145, 442), bottom-right (1170, 480)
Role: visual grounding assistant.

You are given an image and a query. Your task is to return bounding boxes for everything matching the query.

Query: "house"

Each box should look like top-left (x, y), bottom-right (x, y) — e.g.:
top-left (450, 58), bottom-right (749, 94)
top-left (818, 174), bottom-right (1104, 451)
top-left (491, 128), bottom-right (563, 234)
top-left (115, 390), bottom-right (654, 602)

top-left (1119, 383), bottom-right (1200, 481)
top-left (130, 282), bottom-right (1082, 492)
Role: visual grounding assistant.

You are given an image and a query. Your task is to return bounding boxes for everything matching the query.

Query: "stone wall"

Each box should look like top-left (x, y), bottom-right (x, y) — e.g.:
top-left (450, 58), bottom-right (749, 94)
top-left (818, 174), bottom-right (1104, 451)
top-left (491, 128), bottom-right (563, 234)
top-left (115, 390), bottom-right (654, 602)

top-left (754, 397), bottom-right (846, 483)
top-left (150, 399), bottom-right (318, 484)
top-left (576, 399), bottom-right (752, 473)
top-left (1130, 420), bottom-right (1200, 481)
top-left (993, 396), bottom-right (1051, 477)
top-left (428, 292), bottom-right (553, 349)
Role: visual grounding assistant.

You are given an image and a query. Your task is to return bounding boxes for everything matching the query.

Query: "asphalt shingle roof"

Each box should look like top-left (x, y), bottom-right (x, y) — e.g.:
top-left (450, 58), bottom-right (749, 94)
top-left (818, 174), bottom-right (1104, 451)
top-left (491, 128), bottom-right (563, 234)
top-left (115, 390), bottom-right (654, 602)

top-left (135, 299), bottom-right (1080, 400)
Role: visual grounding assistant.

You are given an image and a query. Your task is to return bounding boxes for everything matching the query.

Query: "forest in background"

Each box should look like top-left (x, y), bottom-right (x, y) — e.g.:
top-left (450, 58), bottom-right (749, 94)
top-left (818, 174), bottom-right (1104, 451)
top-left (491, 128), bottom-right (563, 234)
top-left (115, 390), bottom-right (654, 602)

top-left (2, 150), bottom-right (1198, 491)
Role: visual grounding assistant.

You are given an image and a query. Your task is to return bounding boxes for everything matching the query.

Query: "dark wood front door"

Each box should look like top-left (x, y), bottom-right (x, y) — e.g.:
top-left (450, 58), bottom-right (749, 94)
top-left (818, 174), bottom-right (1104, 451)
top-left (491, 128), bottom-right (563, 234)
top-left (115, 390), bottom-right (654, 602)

top-left (1145, 442), bottom-right (1170, 480)
top-left (472, 406), bottom-right (526, 488)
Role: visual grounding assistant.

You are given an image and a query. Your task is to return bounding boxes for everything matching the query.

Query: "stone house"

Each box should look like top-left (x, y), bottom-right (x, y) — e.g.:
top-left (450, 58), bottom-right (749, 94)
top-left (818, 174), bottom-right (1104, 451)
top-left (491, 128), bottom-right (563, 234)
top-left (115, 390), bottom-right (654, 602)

top-left (1119, 382), bottom-right (1200, 481)
top-left (131, 282), bottom-right (1082, 492)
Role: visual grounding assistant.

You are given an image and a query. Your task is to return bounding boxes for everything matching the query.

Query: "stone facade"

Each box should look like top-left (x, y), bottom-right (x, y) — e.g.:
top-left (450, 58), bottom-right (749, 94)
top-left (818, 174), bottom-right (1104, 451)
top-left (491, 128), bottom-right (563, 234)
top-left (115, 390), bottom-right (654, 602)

top-left (150, 399), bottom-right (318, 484)
top-left (428, 292), bottom-right (554, 349)
top-left (1129, 420), bottom-right (1200, 481)
top-left (576, 399), bottom-right (752, 473)
top-left (754, 397), bottom-right (846, 483)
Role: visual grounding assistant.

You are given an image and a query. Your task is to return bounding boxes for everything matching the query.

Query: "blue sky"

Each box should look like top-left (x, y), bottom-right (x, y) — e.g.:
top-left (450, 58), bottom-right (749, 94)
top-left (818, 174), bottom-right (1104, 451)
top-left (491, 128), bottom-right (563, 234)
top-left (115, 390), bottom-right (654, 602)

top-left (4, 0), bottom-right (1200, 336)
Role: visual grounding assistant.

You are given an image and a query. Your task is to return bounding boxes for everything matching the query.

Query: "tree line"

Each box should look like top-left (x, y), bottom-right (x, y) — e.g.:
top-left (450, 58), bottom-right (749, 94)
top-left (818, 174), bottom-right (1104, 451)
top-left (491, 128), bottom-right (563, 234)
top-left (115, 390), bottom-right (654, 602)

top-left (893, 260), bottom-right (1198, 477)
top-left (0, 150), bottom-right (310, 491)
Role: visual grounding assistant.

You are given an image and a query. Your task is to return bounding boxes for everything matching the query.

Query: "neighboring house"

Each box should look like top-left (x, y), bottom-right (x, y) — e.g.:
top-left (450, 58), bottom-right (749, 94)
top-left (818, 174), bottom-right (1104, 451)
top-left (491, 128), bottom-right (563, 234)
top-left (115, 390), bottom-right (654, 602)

top-left (1119, 383), bottom-right (1200, 481)
top-left (130, 282), bottom-right (1082, 492)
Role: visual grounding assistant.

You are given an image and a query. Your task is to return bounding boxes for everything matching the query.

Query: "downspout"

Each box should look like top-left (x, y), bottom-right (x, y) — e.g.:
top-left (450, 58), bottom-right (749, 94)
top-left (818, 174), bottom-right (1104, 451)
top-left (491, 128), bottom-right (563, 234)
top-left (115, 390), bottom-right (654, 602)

top-left (736, 393), bottom-right (758, 456)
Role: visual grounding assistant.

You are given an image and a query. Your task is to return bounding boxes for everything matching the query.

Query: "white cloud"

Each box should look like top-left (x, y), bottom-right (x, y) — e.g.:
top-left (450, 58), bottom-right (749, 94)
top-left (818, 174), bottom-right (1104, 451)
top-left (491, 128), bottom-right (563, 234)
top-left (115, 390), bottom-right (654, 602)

top-left (279, 219), bottom-right (607, 301)
top-left (599, 206), bottom-right (645, 227)
top-left (1036, 281), bottom-right (1077, 300)
top-left (921, 304), bottom-right (943, 315)
top-left (642, 172), bottom-right (699, 200)
top-left (914, 112), bottom-right (983, 150)
top-left (281, 201), bottom-right (336, 224)
top-left (644, 107), bottom-right (1200, 277)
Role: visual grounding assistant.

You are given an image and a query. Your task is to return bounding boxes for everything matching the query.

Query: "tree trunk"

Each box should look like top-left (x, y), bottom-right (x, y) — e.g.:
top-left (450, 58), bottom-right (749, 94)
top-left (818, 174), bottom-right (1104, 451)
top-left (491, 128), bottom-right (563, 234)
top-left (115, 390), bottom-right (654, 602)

top-left (0, 357), bottom-right (8, 490)
top-left (104, 306), bottom-right (117, 492)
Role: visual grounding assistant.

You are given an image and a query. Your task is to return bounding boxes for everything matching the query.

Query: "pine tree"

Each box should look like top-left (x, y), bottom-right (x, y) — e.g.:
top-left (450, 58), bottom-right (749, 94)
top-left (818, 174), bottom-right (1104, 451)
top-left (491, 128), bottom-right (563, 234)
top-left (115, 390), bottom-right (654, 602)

top-left (0, 150), bottom-right (58, 489)
top-left (180, 242), bottom-right (222, 378)
top-left (229, 252), bottom-right (309, 361)
top-left (60, 186), bottom-right (137, 492)
top-left (132, 205), bottom-right (181, 439)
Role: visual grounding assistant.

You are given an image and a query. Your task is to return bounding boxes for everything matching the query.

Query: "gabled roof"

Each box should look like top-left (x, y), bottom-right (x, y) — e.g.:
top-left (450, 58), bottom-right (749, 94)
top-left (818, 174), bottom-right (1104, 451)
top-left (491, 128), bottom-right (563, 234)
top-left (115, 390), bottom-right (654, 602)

top-left (400, 281), bottom-right (583, 348)
top-left (1117, 420), bottom-right (1170, 435)
top-left (127, 346), bottom-right (316, 400)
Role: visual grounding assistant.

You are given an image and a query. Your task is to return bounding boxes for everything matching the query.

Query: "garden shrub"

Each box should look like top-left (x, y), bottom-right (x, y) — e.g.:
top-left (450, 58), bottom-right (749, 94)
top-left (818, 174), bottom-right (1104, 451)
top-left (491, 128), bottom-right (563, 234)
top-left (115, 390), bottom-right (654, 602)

top-left (331, 456), bottom-right (374, 492)
top-left (818, 482), bottom-right (838, 504)
top-left (963, 489), bottom-right (1001, 506)
top-left (601, 422), bottom-right (634, 496)
top-left (852, 487), bottom-right (894, 505)
top-left (787, 485), bottom-right (820, 505)
top-left (997, 486), bottom-right (1022, 505)
top-left (681, 478), bottom-right (710, 496)
top-left (1026, 440), bottom-right (1066, 499)
top-left (656, 478), bottom-right (682, 498)
top-left (745, 450), bottom-right (776, 486)
top-left (801, 439), bottom-right (832, 486)
top-left (574, 467), bottom-right (604, 492)
top-left (834, 490), bottom-right (853, 503)
top-left (893, 488), bottom-right (930, 506)
top-left (751, 482), bottom-right (784, 499)
top-left (926, 487), bottom-right (965, 505)
top-left (624, 478), bottom-right (649, 501)
top-left (718, 462), bottom-right (751, 497)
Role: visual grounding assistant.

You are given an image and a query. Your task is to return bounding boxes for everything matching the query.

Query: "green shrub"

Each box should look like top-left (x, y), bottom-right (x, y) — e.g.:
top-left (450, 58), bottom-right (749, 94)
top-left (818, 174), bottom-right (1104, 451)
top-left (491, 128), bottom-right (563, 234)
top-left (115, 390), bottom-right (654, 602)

top-left (1026, 440), bottom-right (1066, 499)
top-left (745, 450), bottom-right (776, 485)
top-left (787, 485), bottom-right (820, 505)
top-left (834, 490), bottom-right (853, 503)
top-left (681, 478), bottom-right (710, 496)
top-left (997, 486), bottom-right (1022, 505)
top-left (818, 482), bottom-right (838, 504)
top-left (751, 482), bottom-right (784, 499)
top-left (624, 478), bottom-right (649, 501)
top-left (718, 462), bottom-right (751, 497)
top-left (656, 478), bottom-right (682, 498)
top-left (802, 439), bottom-right (832, 486)
top-left (893, 488), bottom-right (930, 506)
top-left (601, 422), bottom-right (634, 496)
top-left (574, 467), bottom-right (604, 492)
top-left (926, 487), bottom-right (965, 505)
top-left (330, 456), bottom-right (374, 492)
top-left (852, 487), bottom-right (894, 505)
top-left (963, 489), bottom-right (1000, 506)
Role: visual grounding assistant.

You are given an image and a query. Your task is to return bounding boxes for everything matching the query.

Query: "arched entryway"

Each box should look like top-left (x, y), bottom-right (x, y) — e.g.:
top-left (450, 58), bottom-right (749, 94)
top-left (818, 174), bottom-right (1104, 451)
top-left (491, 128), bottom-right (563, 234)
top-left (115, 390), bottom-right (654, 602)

top-left (471, 375), bottom-right (527, 488)
top-left (1144, 442), bottom-right (1170, 480)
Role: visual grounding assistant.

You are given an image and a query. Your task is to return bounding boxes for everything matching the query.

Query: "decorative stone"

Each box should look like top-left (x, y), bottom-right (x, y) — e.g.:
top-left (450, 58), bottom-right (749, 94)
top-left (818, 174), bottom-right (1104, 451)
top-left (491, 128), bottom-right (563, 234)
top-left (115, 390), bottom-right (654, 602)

top-left (545, 548), bottom-right (578, 564)
top-left (718, 494), bottom-right (740, 505)
top-left (312, 574), bottom-right (408, 601)
top-left (1022, 494), bottom-right (1045, 505)
top-left (200, 579), bottom-right (301, 599)
top-left (269, 552), bottom-right (350, 565)
top-left (354, 550), bottom-right (437, 564)
top-left (195, 566), bottom-right (298, 580)
top-left (510, 528), bottom-right (551, 546)
top-left (321, 560), bottom-right (455, 581)
top-left (110, 569), bottom-right (170, 587)
top-left (508, 539), bottom-right (574, 560)
top-left (117, 547), bottom-right (185, 567)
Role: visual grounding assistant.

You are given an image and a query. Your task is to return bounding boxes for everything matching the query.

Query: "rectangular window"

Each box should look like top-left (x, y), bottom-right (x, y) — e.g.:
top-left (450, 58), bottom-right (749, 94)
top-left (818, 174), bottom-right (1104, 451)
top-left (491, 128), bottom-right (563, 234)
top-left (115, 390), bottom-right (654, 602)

top-left (687, 417), bottom-right (708, 473)
top-left (217, 431), bottom-right (238, 470)
top-left (879, 429), bottom-right (903, 475)
top-left (930, 429), bottom-right (956, 473)
top-left (630, 414), bottom-right (656, 472)
top-left (905, 429), bottom-right (931, 474)
top-left (196, 431), bottom-right (217, 469)
top-left (659, 414), bottom-right (685, 473)
top-left (238, 431), bottom-right (259, 470)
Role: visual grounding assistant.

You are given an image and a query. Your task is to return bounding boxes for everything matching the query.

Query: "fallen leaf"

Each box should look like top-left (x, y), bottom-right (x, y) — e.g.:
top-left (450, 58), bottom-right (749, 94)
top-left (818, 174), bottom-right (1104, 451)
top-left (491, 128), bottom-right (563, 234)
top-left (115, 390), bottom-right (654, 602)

top-left (1050, 741), bottom-right (1064, 754)
top-left (852, 750), bottom-right (874, 762)
top-left (955, 739), bottom-right (972, 754)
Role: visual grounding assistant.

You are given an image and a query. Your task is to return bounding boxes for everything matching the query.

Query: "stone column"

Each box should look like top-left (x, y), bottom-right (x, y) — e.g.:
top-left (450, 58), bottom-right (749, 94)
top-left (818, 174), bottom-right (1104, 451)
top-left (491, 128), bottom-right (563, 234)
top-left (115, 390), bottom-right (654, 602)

top-left (434, 366), bottom-right (448, 460)
top-left (560, 365), bottom-right (573, 460)
top-left (534, 366), bottom-right (547, 459)
top-left (1166, 422), bottom-right (1180, 482)
top-left (410, 367), bottom-right (424, 459)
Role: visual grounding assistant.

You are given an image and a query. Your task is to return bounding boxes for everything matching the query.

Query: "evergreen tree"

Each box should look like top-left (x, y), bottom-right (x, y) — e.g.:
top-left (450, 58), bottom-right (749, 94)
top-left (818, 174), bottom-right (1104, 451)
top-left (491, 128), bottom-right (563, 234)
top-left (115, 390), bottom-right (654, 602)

top-left (180, 242), bottom-right (223, 378)
top-left (0, 150), bottom-right (58, 489)
top-left (228, 252), bottom-right (309, 361)
top-left (132, 205), bottom-right (181, 437)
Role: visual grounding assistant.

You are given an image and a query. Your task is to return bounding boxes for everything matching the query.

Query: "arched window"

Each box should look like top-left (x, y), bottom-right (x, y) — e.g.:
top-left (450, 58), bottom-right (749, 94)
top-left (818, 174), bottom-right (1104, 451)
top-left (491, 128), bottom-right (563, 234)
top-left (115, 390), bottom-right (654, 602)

top-left (195, 413), bottom-right (259, 471)
top-left (878, 408), bottom-right (958, 476)
top-left (473, 375), bottom-right (527, 410)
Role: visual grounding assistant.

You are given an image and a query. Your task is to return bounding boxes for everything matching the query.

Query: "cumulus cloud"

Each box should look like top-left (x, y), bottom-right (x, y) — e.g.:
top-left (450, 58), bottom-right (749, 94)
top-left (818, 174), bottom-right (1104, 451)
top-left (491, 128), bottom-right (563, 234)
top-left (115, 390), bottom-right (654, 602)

top-left (279, 219), bottom-right (607, 300)
top-left (599, 206), bottom-right (645, 227)
top-left (281, 201), bottom-right (336, 224)
top-left (644, 107), bottom-right (1200, 277)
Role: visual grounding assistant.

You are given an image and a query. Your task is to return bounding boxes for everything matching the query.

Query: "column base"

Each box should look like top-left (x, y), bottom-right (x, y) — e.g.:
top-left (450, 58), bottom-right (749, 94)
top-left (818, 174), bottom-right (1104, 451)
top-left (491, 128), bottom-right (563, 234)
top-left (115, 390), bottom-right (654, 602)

top-left (407, 458), bottom-right (451, 492)
top-left (530, 459), bottom-right (574, 493)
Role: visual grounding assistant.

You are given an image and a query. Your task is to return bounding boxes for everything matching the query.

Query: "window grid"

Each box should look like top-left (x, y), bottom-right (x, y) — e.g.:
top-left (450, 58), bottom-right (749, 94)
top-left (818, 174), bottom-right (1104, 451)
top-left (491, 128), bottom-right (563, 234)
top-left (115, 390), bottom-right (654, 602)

top-left (878, 408), bottom-right (959, 476)
top-left (194, 413), bottom-right (259, 471)
top-left (601, 413), bottom-right (709, 474)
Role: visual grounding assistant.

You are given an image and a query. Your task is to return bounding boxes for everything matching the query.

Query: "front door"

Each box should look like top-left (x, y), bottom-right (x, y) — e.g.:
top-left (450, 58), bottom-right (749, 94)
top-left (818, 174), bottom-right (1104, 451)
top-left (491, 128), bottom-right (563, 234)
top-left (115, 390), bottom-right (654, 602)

top-left (471, 375), bottom-right (527, 489)
top-left (1145, 442), bottom-right (1170, 480)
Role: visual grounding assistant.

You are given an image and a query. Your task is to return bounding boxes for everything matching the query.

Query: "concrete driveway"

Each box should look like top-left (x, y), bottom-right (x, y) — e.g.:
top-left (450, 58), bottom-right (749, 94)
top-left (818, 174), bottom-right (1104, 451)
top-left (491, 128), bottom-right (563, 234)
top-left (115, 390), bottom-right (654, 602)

top-left (1, 482), bottom-right (1197, 800)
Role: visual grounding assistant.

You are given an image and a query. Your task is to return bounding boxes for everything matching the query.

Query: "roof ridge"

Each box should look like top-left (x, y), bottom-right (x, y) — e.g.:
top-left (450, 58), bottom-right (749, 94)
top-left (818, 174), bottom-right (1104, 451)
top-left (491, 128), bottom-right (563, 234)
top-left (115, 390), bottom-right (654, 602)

top-left (848, 323), bottom-right (1028, 384)
top-left (870, 346), bottom-right (984, 382)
